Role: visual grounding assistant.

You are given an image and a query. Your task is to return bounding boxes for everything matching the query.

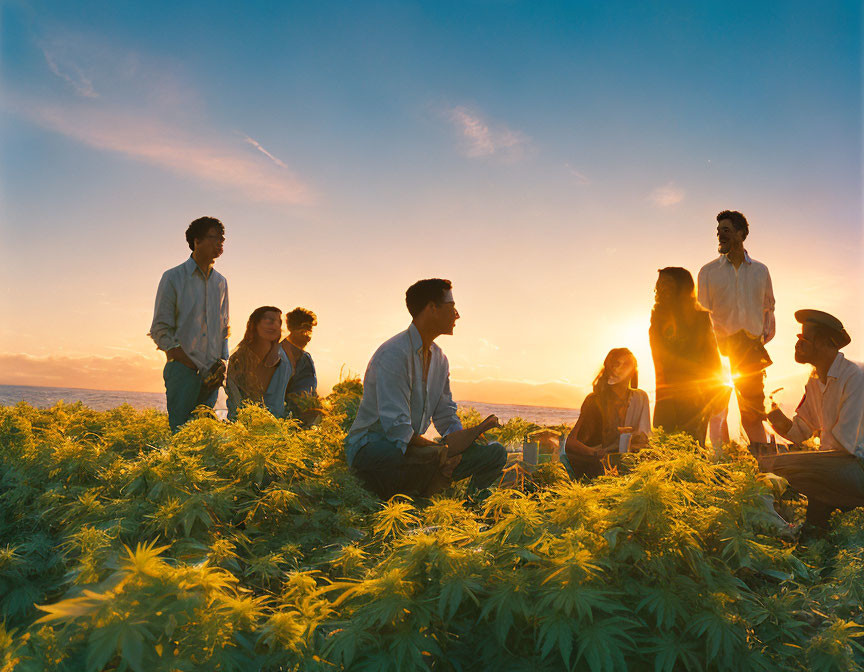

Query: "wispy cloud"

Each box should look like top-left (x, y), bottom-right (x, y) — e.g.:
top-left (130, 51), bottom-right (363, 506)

top-left (7, 30), bottom-right (314, 206)
top-left (41, 46), bottom-right (99, 98)
top-left (445, 105), bottom-right (529, 161)
top-left (478, 337), bottom-right (499, 352)
top-left (564, 162), bottom-right (590, 185)
top-left (242, 135), bottom-right (288, 169)
top-left (649, 181), bottom-right (684, 207)
top-left (12, 100), bottom-right (313, 205)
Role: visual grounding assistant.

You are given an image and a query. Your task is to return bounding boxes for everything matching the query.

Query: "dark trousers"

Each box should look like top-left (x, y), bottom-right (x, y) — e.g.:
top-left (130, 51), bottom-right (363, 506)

top-left (563, 451), bottom-right (626, 480)
top-left (352, 437), bottom-right (507, 500)
top-left (163, 361), bottom-right (218, 433)
top-left (653, 397), bottom-right (709, 446)
top-left (758, 449), bottom-right (864, 528)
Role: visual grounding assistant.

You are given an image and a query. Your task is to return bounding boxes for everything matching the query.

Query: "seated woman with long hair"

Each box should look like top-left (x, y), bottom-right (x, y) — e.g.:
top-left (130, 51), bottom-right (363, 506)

top-left (564, 348), bottom-right (651, 479)
top-left (649, 267), bottom-right (724, 445)
top-left (226, 306), bottom-right (294, 420)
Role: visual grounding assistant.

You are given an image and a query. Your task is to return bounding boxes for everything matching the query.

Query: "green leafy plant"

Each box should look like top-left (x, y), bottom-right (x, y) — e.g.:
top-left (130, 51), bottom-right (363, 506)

top-left (1, 391), bottom-right (863, 671)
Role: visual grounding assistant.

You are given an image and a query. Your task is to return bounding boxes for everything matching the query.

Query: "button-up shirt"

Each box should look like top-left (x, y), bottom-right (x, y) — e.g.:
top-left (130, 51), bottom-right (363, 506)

top-left (785, 352), bottom-right (864, 457)
top-left (345, 323), bottom-right (463, 466)
top-left (283, 341), bottom-right (318, 396)
top-left (226, 346), bottom-right (293, 420)
top-left (697, 251), bottom-right (775, 342)
top-left (149, 256), bottom-right (230, 371)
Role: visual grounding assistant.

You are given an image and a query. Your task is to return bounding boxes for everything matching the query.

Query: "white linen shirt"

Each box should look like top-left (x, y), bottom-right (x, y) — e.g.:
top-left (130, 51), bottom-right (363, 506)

top-left (148, 256), bottom-right (230, 372)
top-left (345, 324), bottom-right (463, 466)
top-left (624, 389), bottom-right (652, 437)
top-left (785, 353), bottom-right (864, 458)
top-left (697, 251), bottom-right (775, 342)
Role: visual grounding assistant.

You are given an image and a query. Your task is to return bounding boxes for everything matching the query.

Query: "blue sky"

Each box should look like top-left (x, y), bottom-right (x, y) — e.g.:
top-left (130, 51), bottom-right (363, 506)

top-left (1, 0), bottom-right (861, 408)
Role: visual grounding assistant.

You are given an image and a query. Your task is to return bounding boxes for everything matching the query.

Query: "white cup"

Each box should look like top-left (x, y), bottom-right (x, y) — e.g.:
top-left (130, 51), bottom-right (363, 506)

top-left (618, 434), bottom-right (631, 453)
top-left (617, 426), bottom-right (633, 453)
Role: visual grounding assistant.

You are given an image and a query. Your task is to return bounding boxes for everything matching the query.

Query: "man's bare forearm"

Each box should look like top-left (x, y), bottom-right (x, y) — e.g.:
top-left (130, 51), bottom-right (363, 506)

top-left (767, 408), bottom-right (793, 437)
top-left (408, 433), bottom-right (439, 448)
top-left (443, 414), bottom-right (500, 458)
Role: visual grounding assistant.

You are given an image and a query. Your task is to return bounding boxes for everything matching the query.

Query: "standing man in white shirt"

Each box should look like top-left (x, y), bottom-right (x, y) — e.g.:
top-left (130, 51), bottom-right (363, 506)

top-left (149, 217), bottom-right (230, 432)
top-left (698, 210), bottom-right (775, 446)
top-left (761, 310), bottom-right (864, 532)
top-left (345, 279), bottom-right (507, 500)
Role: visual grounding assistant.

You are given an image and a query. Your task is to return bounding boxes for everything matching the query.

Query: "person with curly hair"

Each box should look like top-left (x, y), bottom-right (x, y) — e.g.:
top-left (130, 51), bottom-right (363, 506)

top-left (149, 216), bottom-right (229, 432)
top-left (281, 307), bottom-right (318, 397)
top-left (226, 306), bottom-right (294, 420)
top-left (650, 267), bottom-right (725, 446)
top-left (279, 307), bottom-right (322, 424)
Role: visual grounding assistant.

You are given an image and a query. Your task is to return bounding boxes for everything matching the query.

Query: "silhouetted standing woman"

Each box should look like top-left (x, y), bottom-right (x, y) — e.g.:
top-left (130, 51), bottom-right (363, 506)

top-left (649, 267), bottom-right (724, 446)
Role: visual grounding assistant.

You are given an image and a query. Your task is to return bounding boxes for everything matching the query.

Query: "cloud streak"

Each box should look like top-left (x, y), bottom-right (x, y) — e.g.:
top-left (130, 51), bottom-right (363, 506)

top-left (649, 181), bottom-right (684, 207)
top-left (564, 162), bottom-right (590, 185)
top-left (243, 135), bottom-right (289, 169)
top-left (42, 46), bottom-right (99, 98)
top-left (446, 105), bottom-right (529, 161)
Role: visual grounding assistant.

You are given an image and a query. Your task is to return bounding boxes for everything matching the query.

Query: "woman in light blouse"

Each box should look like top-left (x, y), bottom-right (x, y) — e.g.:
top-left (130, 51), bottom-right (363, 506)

top-left (564, 348), bottom-right (651, 479)
top-left (226, 306), bottom-right (294, 420)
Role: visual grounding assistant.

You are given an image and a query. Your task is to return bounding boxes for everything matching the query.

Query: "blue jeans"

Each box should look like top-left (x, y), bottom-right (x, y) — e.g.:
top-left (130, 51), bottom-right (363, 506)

top-left (163, 361), bottom-right (218, 432)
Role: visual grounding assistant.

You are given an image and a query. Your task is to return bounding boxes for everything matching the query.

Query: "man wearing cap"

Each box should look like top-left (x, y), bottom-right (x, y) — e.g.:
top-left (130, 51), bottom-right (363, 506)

top-left (698, 210), bottom-right (775, 446)
top-left (761, 310), bottom-right (864, 530)
top-left (345, 278), bottom-right (507, 500)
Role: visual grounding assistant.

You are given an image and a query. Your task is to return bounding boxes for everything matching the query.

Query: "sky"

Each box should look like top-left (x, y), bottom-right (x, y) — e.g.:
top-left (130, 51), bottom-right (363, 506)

top-left (1, 0), bottom-right (861, 418)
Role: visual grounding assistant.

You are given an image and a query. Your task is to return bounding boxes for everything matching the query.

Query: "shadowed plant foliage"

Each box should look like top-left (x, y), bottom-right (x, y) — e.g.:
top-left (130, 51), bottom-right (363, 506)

top-left (1, 385), bottom-right (863, 671)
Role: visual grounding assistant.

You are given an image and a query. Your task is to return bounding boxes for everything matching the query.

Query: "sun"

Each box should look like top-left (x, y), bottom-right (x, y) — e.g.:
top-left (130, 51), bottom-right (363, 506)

top-left (615, 316), bottom-right (655, 393)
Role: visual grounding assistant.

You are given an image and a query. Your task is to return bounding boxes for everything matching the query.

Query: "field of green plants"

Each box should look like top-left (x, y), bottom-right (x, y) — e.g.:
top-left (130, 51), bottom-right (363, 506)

top-left (1, 380), bottom-right (863, 671)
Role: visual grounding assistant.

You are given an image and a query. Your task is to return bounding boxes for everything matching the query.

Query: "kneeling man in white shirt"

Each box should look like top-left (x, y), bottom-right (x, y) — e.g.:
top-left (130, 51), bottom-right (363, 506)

top-left (345, 279), bottom-right (507, 500)
top-left (761, 310), bottom-right (864, 531)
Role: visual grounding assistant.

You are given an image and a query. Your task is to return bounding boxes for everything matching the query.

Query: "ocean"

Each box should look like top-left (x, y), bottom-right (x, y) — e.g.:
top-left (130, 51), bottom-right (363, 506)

top-left (0, 384), bottom-right (579, 427)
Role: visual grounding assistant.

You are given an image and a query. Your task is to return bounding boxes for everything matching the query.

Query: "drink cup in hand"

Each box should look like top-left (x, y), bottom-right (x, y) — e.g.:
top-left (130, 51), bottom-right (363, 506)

top-left (617, 426), bottom-right (633, 453)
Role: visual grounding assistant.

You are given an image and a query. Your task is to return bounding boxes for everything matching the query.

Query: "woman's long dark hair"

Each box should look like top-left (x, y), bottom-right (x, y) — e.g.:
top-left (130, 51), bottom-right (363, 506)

top-left (592, 348), bottom-right (638, 397)
top-left (650, 267), bottom-right (706, 342)
top-left (228, 306), bottom-right (282, 399)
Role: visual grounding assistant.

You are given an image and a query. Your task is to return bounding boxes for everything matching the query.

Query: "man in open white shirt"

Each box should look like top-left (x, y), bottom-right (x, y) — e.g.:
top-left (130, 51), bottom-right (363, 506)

top-left (346, 279), bottom-right (507, 499)
top-left (149, 217), bottom-right (229, 432)
top-left (698, 210), bottom-right (774, 445)
top-left (761, 310), bottom-right (864, 531)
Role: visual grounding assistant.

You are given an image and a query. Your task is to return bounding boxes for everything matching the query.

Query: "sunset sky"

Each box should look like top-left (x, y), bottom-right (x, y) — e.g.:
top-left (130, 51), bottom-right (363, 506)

top-left (1, 1), bottom-right (861, 417)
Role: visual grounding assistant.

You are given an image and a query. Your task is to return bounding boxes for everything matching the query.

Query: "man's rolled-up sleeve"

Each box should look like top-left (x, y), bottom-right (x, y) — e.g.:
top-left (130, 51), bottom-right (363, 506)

top-left (221, 279), bottom-right (230, 360)
top-left (432, 370), bottom-right (463, 437)
top-left (786, 391), bottom-right (816, 444)
top-left (374, 352), bottom-right (414, 453)
top-left (831, 374), bottom-right (864, 454)
top-left (696, 267), bottom-right (710, 312)
top-left (786, 416), bottom-right (813, 444)
top-left (149, 272), bottom-right (180, 352)
top-left (762, 269), bottom-right (776, 344)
